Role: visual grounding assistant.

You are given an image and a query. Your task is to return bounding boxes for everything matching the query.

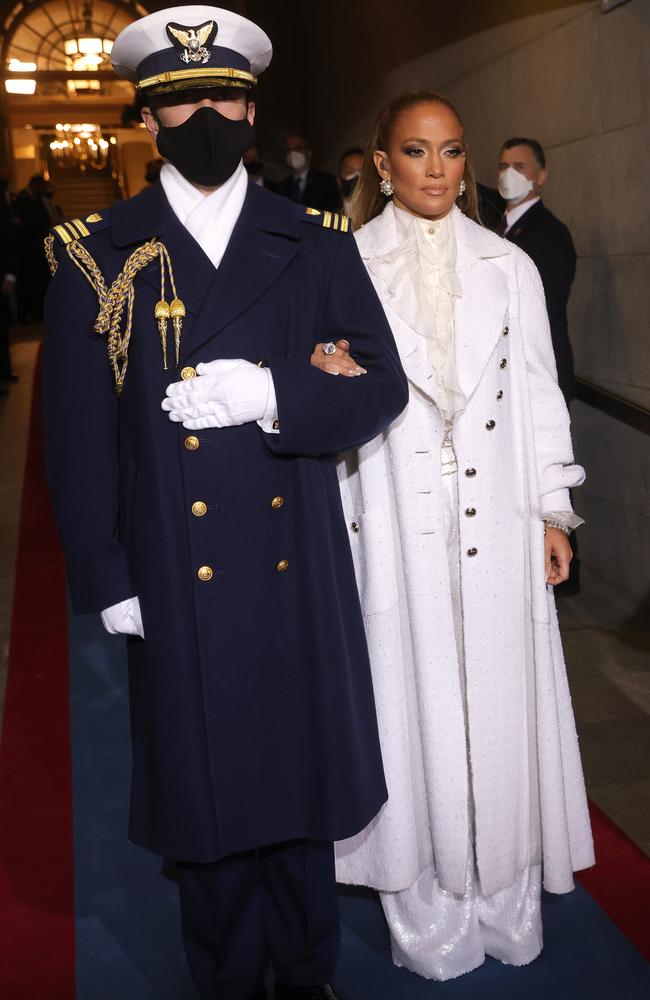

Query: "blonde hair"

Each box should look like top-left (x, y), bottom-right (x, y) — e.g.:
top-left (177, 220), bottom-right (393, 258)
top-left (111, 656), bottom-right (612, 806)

top-left (350, 90), bottom-right (480, 231)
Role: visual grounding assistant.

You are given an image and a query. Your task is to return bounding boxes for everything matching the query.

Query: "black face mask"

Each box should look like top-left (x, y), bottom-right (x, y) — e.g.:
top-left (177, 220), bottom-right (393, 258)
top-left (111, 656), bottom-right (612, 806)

top-left (340, 175), bottom-right (359, 199)
top-left (156, 106), bottom-right (255, 187)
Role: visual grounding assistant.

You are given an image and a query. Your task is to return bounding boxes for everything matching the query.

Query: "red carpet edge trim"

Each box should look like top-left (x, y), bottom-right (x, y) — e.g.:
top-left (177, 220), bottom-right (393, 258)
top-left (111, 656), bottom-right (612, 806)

top-left (0, 353), bottom-right (76, 998)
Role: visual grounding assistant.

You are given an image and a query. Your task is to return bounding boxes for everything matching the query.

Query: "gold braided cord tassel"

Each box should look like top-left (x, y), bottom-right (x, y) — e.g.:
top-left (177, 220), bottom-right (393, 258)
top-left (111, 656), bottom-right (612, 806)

top-left (170, 298), bottom-right (186, 366)
top-left (155, 299), bottom-right (171, 370)
top-left (44, 234), bottom-right (58, 276)
top-left (59, 237), bottom-right (184, 394)
top-left (67, 240), bottom-right (109, 300)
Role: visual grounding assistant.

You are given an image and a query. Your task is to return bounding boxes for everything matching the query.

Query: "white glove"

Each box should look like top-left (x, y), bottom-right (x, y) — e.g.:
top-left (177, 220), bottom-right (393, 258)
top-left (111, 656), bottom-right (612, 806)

top-left (101, 596), bottom-right (145, 639)
top-left (161, 359), bottom-right (278, 432)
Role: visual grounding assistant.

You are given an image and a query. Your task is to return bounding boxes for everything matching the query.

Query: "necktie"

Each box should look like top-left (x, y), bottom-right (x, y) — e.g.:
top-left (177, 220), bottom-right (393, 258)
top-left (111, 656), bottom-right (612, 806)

top-left (290, 176), bottom-right (302, 203)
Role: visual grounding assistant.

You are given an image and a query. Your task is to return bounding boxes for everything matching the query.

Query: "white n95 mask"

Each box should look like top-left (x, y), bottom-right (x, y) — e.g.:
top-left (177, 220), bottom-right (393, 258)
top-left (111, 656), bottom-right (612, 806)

top-left (287, 150), bottom-right (308, 172)
top-left (498, 166), bottom-right (534, 204)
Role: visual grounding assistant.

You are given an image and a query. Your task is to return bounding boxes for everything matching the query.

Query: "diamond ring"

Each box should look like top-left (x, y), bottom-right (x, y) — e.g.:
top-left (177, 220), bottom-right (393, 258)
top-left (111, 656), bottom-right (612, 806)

top-left (322, 342), bottom-right (337, 356)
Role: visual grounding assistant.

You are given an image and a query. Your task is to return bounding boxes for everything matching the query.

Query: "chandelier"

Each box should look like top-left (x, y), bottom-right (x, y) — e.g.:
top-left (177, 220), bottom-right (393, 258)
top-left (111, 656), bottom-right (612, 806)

top-left (49, 123), bottom-right (116, 170)
top-left (63, 1), bottom-right (114, 94)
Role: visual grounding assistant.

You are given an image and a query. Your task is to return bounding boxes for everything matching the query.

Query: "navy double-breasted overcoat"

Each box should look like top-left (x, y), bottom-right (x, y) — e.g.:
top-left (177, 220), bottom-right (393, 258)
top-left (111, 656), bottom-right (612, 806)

top-left (43, 181), bottom-right (408, 861)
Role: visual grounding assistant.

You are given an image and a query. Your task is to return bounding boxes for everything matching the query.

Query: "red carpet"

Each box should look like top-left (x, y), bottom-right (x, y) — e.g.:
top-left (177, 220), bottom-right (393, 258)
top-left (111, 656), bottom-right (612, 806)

top-left (0, 357), bottom-right (76, 998)
top-left (578, 801), bottom-right (650, 961)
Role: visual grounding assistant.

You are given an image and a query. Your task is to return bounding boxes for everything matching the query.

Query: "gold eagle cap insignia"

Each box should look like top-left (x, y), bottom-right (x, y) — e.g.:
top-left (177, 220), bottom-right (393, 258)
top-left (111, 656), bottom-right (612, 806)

top-left (166, 20), bottom-right (217, 65)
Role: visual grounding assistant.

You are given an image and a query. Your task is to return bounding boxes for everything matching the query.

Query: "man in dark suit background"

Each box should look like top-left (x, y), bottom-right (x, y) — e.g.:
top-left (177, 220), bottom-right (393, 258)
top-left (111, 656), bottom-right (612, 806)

top-left (497, 137), bottom-right (576, 404)
top-left (0, 165), bottom-right (18, 384)
top-left (14, 174), bottom-right (57, 323)
top-left (276, 134), bottom-right (340, 213)
top-left (497, 137), bottom-right (580, 595)
top-left (243, 143), bottom-right (279, 192)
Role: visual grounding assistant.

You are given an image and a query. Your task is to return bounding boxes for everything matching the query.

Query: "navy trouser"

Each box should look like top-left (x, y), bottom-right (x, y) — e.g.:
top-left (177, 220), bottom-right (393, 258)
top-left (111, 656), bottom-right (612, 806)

top-left (177, 839), bottom-right (340, 1000)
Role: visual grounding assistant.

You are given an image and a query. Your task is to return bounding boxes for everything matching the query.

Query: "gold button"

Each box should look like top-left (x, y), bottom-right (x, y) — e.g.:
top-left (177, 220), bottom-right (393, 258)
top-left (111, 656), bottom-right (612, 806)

top-left (272, 418), bottom-right (280, 431)
top-left (185, 435), bottom-right (200, 451)
top-left (192, 500), bottom-right (207, 517)
top-left (181, 366), bottom-right (197, 380)
top-left (467, 547), bottom-right (478, 557)
top-left (465, 467), bottom-right (477, 478)
top-left (276, 559), bottom-right (289, 572)
top-left (486, 420), bottom-right (496, 430)
top-left (465, 508), bottom-right (476, 517)
top-left (271, 496), bottom-right (285, 509)
top-left (197, 565), bottom-right (213, 581)
top-left (496, 390), bottom-right (503, 401)
top-left (500, 358), bottom-right (508, 369)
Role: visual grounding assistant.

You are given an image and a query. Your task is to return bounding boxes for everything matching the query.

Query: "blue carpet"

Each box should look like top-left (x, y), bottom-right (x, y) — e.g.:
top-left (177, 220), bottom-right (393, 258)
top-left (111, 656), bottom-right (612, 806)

top-left (69, 611), bottom-right (650, 999)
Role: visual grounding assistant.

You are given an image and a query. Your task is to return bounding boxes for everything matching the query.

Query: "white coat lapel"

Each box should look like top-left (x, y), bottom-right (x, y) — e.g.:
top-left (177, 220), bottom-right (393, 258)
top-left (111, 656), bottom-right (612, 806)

top-left (355, 205), bottom-right (442, 406)
top-left (454, 212), bottom-right (510, 403)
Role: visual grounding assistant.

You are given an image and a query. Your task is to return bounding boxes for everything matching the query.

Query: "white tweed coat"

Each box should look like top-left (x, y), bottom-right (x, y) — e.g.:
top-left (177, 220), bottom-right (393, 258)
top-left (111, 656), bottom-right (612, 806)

top-left (335, 204), bottom-right (595, 898)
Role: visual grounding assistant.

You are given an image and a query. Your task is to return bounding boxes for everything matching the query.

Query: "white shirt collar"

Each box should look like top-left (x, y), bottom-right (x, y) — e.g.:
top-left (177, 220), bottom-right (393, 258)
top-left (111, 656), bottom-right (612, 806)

top-left (160, 161), bottom-right (248, 270)
top-left (505, 196), bottom-right (540, 233)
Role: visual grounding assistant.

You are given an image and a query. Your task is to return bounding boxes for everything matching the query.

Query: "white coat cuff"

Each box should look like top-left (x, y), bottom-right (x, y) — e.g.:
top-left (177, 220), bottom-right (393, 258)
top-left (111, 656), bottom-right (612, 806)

top-left (257, 368), bottom-right (279, 434)
top-left (541, 510), bottom-right (585, 531)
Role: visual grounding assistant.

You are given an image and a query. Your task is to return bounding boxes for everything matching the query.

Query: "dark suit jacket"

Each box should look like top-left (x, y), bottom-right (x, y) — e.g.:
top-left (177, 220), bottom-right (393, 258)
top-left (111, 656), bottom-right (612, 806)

top-left (505, 200), bottom-right (576, 402)
top-left (477, 183), bottom-right (505, 232)
top-left (276, 168), bottom-right (341, 213)
top-left (43, 181), bottom-right (408, 862)
top-left (0, 191), bottom-right (17, 277)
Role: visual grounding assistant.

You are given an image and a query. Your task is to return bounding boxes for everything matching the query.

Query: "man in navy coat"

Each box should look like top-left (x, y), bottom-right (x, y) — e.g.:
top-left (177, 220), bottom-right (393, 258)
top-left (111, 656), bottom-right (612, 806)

top-left (42, 7), bottom-right (407, 1000)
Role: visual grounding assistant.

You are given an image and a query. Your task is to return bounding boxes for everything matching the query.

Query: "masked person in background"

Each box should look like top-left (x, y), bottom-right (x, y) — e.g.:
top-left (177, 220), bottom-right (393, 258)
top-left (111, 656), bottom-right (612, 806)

top-left (42, 7), bottom-right (408, 1000)
top-left (336, 146), bottom-right (363, 215)
top-left (496, 137), bottom-right (576, 406)
top-left (497, 137), bottom-right (581, 595)
top-left (243, 143), bottom-right (278, 191)
top-left (276, 134), bottom-right (340, 213)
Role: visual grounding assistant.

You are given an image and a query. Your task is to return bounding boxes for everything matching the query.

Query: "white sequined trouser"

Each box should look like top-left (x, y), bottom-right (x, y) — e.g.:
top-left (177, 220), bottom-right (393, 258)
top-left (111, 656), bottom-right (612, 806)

top-left (379, 423), bottom-right (543, 981)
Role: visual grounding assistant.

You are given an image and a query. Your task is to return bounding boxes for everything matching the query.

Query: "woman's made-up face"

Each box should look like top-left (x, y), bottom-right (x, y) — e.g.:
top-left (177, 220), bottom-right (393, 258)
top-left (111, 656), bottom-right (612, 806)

top-left (375, 102), bottom-right (466, 221)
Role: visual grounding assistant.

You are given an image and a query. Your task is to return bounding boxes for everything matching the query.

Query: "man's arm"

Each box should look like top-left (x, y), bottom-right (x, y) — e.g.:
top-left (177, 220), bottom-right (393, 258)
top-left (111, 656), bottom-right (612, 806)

top-left (264, 235), bottom-right (409, 456)
top-left (43, 246), bottom-right (134, 615)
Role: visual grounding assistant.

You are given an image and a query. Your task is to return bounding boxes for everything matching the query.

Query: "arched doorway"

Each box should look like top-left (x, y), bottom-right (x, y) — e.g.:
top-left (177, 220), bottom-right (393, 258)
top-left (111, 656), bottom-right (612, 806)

top-left (1, 0), bottom-right (157, 215)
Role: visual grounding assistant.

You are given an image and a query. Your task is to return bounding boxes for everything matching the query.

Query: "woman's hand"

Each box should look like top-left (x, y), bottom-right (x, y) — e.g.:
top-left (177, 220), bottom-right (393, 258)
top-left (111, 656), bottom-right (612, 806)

top-left (544, 526), bottom-right (572, 585)
top-left (310, 340), bottom-right (367, 377)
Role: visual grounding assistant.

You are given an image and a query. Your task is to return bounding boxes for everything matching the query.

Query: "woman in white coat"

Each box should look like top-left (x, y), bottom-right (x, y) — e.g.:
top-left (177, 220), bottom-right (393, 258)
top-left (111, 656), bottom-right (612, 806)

top-left (311, 91), bottom-right (594, 981)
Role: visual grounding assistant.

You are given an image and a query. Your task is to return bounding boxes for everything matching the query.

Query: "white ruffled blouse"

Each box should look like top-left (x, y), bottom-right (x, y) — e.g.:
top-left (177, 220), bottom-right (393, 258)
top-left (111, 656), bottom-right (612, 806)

top-left (367, 204), bottom-right (466, 421)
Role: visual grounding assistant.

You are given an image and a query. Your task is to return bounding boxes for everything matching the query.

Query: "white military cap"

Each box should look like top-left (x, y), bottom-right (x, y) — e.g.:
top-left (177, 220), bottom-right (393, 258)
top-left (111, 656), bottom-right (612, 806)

top-left (111, 5), bottom-right (272, 96)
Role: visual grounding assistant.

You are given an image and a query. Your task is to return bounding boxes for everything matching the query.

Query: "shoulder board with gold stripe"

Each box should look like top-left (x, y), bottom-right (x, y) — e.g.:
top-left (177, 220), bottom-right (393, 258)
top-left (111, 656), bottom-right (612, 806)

top-left (49, 210), bottom-right (111, 245)
top-left (301, 206), bottom-right (351, 234)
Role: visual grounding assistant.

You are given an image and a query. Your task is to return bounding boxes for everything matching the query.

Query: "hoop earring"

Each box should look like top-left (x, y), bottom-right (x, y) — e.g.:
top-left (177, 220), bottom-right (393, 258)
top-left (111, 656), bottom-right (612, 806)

top-left (459, 179), bottom-right (466, 196)
top-left (380, 177), bottom-right (394, 197)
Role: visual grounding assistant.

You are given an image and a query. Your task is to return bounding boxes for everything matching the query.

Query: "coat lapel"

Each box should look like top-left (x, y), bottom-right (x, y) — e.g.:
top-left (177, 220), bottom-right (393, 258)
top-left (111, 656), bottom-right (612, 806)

top-left (111, 181), bottom-right (216, 320)
top-left (356, 204), bottom-right (511, 407)
top-left (453, 212), bottom-right (510, 403)
top-left (183, 185), bottom-right (300, 360)
top-left (506, 198), bottom-right (545, 244)
top-left (111, 182), bottom-right (301, 365)
top-left (356, 205), bottom-right (442, 406)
